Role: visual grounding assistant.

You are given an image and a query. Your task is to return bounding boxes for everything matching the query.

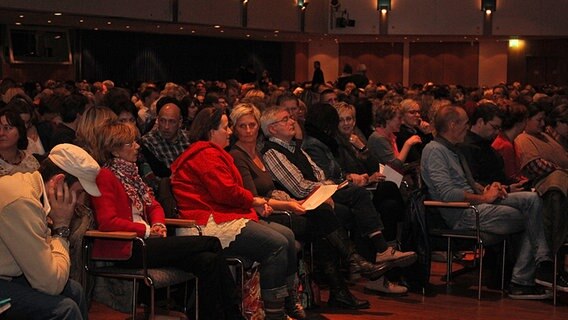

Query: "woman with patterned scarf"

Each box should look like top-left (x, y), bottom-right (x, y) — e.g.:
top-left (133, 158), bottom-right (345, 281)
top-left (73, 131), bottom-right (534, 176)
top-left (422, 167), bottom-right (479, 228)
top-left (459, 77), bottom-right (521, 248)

top-left (90, 121), bottom-right (244, 320)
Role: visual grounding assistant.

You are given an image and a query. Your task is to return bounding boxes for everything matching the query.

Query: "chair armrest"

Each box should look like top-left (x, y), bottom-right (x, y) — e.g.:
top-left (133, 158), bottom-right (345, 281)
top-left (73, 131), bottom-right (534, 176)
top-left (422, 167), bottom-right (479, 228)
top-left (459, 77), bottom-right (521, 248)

top-left (424, 200), bottom-right (472, 208)
top-left (164, 218), bottom-right (202, 235)
top-left (165, 218), bottom-right (196, 228)
top-left (84, 230), bottom-right (137, 240)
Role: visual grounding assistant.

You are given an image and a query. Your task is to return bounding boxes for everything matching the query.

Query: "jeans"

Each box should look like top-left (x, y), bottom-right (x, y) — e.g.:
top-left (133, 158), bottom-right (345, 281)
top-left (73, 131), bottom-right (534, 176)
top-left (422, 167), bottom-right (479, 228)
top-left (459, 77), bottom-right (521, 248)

top-left (0, 277), bottom-right (86, 320)
top-left (453, 191), bottom-right (551, 286)
top-left (223, 220), bottom-right (295, 300)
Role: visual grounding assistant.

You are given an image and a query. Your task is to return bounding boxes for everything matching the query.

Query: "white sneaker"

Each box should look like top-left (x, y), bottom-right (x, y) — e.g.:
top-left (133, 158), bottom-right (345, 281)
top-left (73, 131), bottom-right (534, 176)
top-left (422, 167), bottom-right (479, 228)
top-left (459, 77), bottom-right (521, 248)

top-left (364, 276), bottom-right (408, 296)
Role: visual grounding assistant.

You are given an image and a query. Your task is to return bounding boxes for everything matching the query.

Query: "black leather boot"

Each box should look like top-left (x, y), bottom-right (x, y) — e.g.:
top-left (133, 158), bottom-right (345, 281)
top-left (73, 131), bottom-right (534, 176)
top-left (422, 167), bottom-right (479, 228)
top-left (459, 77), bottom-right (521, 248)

top-left (326, 228), bottom-right (393, 280)
top-left (315, 239), bottom-right (370, 310)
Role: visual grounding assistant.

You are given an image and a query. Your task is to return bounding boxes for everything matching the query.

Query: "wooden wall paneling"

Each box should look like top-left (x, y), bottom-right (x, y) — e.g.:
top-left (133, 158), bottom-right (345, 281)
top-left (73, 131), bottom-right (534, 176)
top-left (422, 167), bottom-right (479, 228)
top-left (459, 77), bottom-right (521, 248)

top-left (409, 42), bottom-right (479, 86)
top-left (339, 42), bottom-right (404, 85)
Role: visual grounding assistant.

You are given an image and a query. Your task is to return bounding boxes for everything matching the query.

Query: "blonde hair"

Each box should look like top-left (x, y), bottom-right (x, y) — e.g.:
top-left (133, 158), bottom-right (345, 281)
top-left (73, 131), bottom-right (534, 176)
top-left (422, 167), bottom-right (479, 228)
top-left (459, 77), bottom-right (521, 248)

top-left (75, 106), bottom-right (117, 156)
top-left (229, 103), bottom-right (261, 131)
top-left (334, 101), bottom-right (356, 117)
top-left (93, 121), bottom-right (137, 165)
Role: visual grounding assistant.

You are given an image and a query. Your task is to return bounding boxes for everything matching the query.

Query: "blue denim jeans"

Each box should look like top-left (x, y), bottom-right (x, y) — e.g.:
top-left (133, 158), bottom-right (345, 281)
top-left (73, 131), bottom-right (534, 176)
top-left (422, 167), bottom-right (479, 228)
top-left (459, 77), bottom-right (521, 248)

top-left (223, 220), bottom-right (296, 300)
top-left (453, 191), bottom-right (551, 286)
top-left (0, 277), bottom-right (86, 320)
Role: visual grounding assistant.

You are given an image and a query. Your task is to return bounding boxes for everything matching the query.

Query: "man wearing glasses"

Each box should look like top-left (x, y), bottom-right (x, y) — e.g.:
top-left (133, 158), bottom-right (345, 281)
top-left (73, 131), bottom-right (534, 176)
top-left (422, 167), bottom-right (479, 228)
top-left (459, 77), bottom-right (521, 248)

top-left (459, 102), bottom-right (526, 191)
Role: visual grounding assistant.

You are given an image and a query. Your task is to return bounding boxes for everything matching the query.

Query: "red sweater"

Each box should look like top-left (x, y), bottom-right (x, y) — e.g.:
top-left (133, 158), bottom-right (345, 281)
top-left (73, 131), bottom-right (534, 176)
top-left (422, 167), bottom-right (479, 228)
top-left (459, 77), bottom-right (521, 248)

top-left (91, 168), bottom-right (166, 260)
top-left (171, 141), bottom-right (258, 225)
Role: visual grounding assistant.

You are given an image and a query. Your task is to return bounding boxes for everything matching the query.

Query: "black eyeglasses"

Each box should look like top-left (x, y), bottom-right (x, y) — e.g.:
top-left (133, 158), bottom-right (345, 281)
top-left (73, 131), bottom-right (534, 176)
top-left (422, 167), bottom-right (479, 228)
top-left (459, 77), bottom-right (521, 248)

top-left (270, 116), bottom-right (291, 126)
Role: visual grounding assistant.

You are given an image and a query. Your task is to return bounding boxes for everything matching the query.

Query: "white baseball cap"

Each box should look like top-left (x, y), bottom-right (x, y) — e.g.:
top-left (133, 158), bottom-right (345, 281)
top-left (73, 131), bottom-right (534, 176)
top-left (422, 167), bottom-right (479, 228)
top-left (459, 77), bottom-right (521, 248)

top-left (48, 144), bottom-right (101, 197)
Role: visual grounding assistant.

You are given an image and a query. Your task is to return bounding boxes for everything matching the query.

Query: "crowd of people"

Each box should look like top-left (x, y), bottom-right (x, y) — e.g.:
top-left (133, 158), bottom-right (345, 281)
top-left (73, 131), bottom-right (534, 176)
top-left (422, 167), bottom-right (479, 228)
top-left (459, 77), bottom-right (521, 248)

top-left (1, 69), bottom-right (568, 319)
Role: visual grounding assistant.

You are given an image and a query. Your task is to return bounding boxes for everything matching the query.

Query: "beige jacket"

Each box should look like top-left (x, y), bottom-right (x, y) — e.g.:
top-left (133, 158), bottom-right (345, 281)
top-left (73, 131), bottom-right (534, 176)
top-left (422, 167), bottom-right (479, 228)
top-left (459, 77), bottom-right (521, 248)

top-left (0, 172), bottom-right (70, 295)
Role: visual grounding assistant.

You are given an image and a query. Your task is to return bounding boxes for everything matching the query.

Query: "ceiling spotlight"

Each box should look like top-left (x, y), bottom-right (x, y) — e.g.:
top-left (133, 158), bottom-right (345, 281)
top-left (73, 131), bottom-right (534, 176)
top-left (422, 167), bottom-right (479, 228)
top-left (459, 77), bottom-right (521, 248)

top-left (377, 0), bottom-right (391, 12)
top-left (481, 0), bottom-right (496, 13)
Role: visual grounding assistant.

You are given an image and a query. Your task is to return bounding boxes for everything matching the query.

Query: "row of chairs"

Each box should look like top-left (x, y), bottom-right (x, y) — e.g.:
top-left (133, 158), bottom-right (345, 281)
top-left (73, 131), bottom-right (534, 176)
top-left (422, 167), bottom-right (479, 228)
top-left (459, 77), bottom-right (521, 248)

top-left (81, 218), bottom-right (201, 319)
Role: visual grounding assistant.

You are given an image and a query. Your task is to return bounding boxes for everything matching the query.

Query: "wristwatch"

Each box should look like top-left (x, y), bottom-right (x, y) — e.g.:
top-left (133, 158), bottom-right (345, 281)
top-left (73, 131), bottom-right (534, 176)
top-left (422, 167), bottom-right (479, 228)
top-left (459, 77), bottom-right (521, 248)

top-left (51, 226), bottom-right (71, 239)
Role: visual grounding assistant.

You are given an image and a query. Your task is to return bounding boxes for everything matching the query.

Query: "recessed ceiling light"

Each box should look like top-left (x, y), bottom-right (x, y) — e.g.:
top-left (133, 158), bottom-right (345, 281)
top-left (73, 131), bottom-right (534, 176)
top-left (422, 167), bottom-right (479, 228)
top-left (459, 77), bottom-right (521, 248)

top-left (126, 25), bottom-right (131, 29)
top-left (246, 34), bottom-right (251, 37)
top-left (274, 30), bottom-right (279, 33)
top-left (94, 27), bottom-right (98, 30)
top-left (179, 27), bottom-right (184, 30)
top-left (79, 19), bottom-right (84, 23)
top-left (107, 21), bottom-right (111, 25)
top-left (156, 25), bottom-right (160, 28)
top-left (214, 25), bottom-right (221, 29)
top-left (19, 15), bottom-right (24, 18)
top-left (220, 30), bottom-right (224, 33)
top-left (191, 30), bottom-right (196, 33)
top-left (54, 12), bottom-right (62, 16)
top-left (47, 20), bottom-right (52, 23)
top-left (15, 22), bottom-right (21, 26)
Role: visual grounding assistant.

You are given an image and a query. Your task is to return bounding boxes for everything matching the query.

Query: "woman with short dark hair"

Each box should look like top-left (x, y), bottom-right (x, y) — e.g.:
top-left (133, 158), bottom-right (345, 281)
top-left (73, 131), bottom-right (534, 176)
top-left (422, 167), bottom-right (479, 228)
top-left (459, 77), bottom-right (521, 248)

top-left (0, 108), bottom-right (40, 176)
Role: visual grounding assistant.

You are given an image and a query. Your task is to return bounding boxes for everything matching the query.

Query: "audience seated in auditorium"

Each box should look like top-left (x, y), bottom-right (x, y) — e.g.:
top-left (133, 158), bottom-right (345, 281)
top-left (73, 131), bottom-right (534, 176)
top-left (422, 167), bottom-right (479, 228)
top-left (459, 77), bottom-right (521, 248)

top-left (459, 102), bottom-right (526, 189)
top-left (89, 121), bottom-right (243, 320)
top-left (514, 102), bottom-right (568, 287)
top-left (0, 144), bottom-right (98, 319)
top-left (301, 102), bottom-right (413, 295)
top-left (260, 106), bottom-right (415, 276)
top-left (491, 103), bottom-right (529, 183)
top-left (368, 101), bottom-right (422, 171)
top-left (170, 107), bottom-right (298, 320)
top-left (421, 105), bottom-right (554, 300)
top-left (229, 103), bottom-right (388, 309)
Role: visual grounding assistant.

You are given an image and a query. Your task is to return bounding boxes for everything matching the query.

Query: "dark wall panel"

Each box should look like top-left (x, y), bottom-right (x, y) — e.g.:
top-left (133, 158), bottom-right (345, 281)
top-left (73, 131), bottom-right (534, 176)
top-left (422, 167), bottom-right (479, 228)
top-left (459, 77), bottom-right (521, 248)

top-left (79, 30), bottom-right (283, 84)
top-left (409, 42), bottom-right (479, 86)
top-left (508, 39), bottom-right (568, 86)
top-left (339, 43), bottom-right (404, 84)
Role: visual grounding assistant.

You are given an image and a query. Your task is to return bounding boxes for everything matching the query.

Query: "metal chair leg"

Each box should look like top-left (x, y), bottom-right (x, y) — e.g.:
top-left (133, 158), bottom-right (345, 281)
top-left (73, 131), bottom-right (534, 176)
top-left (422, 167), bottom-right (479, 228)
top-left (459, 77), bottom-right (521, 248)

top-left (131, 279), bottom-right (137, 320)
top-left (554, 252), bottom-right (558, 306)
top-left (446, 237), bottom-right (452, 283)
top-left (478, 244), bottom-right (484, 300)
top-left (501, 240), bottom-right (506, 291)
top-left (195, 277), bottom-right (199, 320)
top-left (150, 286), bottom-right (155, 319)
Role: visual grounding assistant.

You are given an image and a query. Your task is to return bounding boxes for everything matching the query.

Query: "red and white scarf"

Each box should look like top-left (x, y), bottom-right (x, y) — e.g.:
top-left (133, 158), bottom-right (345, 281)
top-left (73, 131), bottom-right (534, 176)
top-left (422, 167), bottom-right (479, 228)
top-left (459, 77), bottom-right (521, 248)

top-left (105, 157), bottom-right (153, 212)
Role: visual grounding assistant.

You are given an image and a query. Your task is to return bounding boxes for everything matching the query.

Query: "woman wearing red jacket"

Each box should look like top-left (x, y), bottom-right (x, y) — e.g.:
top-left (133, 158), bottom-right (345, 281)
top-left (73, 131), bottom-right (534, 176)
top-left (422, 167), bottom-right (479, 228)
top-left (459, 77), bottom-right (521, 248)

top-left (90, 121), bottom-right (243, 320)
top-left (171, 107), bottom-right (297, 320)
